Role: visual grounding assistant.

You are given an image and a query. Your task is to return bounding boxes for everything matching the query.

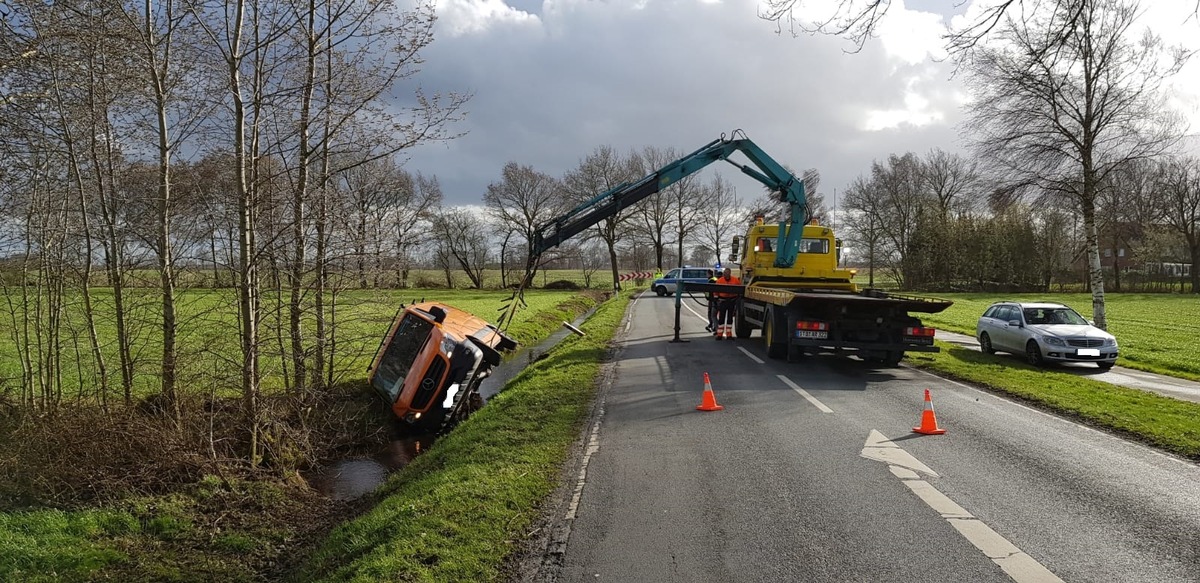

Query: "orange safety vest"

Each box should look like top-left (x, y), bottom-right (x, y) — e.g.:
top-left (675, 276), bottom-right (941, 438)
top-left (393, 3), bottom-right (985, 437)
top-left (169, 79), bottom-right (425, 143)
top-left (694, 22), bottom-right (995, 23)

top-left (715, 275), bottom-right (741, 299)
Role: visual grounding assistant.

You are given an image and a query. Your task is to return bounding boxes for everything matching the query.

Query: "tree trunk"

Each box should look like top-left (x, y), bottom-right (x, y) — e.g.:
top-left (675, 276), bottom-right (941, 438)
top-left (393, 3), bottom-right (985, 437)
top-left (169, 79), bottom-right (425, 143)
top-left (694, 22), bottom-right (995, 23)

top-left (1082, 198), bottom-right (1107, 329)
top-left (228, 0), bottom-right (260, 464)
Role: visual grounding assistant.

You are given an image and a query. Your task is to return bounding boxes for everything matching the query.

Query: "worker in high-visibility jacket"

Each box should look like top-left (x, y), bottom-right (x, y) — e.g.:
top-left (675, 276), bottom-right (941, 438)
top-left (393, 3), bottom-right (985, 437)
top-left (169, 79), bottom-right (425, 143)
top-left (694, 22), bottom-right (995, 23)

top-left (713, 267), bottom-right (741, 340)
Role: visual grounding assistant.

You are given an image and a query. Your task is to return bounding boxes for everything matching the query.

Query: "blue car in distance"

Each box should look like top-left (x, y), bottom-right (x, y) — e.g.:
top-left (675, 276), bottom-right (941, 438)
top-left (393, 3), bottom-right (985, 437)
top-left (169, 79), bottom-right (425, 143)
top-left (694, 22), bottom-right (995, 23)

top-left (651, 267), bottom-right (716, 296)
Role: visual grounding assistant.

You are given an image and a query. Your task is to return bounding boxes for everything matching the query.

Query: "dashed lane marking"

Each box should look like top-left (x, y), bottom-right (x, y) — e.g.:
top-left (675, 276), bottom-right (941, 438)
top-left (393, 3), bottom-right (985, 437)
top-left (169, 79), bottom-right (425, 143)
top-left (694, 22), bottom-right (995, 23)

top-left (738, 347), bottom-right (764, 364)
top-left (777, 375), bottom-right (833, 413)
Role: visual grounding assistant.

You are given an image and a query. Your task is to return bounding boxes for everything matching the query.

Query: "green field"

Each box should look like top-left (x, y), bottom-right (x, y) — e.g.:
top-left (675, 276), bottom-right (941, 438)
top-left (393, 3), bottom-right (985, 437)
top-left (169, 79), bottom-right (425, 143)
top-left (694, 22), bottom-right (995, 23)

top-left (916, 293), bottom-right (1200, 381)
top-left (0, 287), bottom-right (600, 401)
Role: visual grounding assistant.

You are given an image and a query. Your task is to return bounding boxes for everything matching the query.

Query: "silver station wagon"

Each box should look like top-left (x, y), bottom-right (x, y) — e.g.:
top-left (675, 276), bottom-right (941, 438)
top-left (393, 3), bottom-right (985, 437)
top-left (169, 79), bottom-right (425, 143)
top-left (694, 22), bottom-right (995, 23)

top-left (976, 301), bottom-right (1118, 369)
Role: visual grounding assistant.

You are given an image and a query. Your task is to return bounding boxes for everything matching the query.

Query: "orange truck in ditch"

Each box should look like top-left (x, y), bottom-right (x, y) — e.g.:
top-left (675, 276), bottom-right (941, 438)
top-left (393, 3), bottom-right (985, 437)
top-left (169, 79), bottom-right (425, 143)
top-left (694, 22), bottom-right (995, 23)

top-left (368, 302), bottom-right (516, 432)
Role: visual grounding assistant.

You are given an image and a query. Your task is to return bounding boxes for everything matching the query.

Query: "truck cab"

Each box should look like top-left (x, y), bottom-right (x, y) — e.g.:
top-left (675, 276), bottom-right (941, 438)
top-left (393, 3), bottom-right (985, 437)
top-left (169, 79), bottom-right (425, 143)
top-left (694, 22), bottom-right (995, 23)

top-left (735, 221), bottom-right (855, 291)
top-left (369, 302), bottom-right (516, 431)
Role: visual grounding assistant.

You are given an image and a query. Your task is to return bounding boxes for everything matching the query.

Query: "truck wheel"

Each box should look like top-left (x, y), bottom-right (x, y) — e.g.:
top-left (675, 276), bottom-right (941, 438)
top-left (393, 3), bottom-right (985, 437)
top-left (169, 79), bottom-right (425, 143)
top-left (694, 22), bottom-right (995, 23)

top-left (884, 351), bottom-right (903, 367)
top-left (763, 308), bottom-right (787, 360)
top-left (735, 300), bottom-right (752, 339)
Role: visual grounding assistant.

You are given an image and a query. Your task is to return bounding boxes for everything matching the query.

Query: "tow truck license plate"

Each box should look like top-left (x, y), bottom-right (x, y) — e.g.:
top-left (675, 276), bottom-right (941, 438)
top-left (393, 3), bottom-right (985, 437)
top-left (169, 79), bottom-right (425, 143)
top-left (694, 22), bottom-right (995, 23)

top-left (1077, 348), bottom-right (1100, 356)
top-left (796, 330), bottom-right (828, 339)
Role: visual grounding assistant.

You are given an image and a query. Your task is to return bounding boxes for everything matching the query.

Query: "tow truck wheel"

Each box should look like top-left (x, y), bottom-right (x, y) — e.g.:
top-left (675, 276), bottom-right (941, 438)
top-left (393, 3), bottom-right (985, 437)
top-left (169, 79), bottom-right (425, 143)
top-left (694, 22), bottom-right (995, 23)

top-left (763, 308), bottom-right (787, 360)
top-left (735, 301), bottom-right (752, 339)
top-left (883, 351), bottom-right (903, 367)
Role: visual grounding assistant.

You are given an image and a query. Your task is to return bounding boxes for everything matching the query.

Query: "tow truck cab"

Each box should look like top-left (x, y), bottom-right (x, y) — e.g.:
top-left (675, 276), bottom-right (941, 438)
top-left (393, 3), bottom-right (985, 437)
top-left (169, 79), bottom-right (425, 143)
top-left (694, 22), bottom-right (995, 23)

top-left (368, 302), bottom-right (517, 429)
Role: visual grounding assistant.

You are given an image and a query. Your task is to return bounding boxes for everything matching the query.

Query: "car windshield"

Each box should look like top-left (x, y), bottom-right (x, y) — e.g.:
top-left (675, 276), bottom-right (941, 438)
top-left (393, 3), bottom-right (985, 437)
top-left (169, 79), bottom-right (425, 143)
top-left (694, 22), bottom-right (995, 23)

top-left (373, 314), bottom-right (434, 398)
top-left (1022, 307), bottom-right (1087, 326)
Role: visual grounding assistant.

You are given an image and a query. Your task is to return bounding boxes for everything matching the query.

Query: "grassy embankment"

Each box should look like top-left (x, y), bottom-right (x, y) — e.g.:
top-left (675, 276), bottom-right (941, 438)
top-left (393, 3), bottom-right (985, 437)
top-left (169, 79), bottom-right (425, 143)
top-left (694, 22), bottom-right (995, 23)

top-left (0, 289), bottom-right (607, 582)
top-left (299, 291), bottom-right (633, 582)
top-left (901, 292), bottom-right (1200, 459)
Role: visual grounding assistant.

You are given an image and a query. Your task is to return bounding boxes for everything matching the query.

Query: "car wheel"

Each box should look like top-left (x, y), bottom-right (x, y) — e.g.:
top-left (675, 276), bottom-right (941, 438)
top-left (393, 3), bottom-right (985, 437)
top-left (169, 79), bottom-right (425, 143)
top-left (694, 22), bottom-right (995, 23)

top-left (1097, 361), bottom-right (1114, 370)
top-left (1025, 340), bottom-right (1043, 366)
top-left (654, 285), bottom-right (666, 297)
top-left (979, 332), bottom-right (995, 355)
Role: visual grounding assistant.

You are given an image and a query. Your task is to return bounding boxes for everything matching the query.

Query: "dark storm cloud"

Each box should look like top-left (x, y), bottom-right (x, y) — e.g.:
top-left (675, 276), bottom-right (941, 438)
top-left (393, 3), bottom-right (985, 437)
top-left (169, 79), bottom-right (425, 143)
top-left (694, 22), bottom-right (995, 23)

top-left (398, 0), bottom-right (966, 206)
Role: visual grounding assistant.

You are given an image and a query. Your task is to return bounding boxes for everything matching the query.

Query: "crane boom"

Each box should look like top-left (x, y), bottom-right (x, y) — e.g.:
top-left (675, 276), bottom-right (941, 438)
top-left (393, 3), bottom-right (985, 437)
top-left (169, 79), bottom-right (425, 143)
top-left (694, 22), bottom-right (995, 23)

top-left (530, 133), bottom-right (810, 267)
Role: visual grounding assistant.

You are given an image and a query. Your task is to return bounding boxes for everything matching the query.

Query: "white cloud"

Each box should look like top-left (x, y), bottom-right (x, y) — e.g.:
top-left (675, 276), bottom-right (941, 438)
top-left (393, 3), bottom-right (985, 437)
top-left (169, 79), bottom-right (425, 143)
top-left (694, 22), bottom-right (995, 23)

top-left (874, 0), bottom-right (949, 65)
top-left (437, 0), bottom-right (541, 37)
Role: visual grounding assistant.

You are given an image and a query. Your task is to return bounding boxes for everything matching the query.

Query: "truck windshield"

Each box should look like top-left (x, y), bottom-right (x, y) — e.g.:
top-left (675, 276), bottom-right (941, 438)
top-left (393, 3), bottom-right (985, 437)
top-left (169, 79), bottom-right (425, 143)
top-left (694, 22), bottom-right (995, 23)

top-left (373, 314), bottom-right (434, 398)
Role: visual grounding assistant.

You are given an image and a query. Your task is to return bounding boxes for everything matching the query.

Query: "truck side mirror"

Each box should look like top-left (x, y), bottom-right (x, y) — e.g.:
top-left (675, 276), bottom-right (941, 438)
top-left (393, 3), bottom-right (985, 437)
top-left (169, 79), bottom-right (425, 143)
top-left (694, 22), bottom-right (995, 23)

top-left (728, 236), bottom-right (740, 262)
top-left (835, 239), bottom-right (843, 265)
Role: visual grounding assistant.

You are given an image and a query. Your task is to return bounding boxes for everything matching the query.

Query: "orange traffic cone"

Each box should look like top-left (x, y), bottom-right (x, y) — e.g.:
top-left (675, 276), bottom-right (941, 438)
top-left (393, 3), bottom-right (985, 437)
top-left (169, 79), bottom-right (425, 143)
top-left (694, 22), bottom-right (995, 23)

top-left (912, 389), bottom-right (946, 435)
top-left (696, 372), bottom-right (724, 411)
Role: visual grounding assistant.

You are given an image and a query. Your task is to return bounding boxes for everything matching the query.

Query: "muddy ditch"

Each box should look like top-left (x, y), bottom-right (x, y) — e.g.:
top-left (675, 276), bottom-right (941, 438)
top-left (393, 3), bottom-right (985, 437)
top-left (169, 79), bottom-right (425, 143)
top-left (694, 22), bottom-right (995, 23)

top-left (306, 306), bottom-right (599, 500)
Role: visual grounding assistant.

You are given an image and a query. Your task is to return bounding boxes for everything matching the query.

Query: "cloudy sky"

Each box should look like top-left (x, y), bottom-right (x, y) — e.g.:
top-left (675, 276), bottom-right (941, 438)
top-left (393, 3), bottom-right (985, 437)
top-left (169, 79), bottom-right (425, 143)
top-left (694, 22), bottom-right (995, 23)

top-left (400, 0), bottom-right (1200, 208)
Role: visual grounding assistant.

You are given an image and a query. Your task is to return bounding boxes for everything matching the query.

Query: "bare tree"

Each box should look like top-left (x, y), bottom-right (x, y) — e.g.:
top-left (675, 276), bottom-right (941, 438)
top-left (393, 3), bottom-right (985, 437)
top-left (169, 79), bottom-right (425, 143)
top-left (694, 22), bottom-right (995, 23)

top-left (759, 0), bottom-right (1200, 53)
top-left (697, 173), bottom-right (741, 267)
top-left (965, 0), bottom-right (1188, 328)
top-left (1157, 156), bottom-right (1200, 293)
top-left (920, 149), bottom-right (979, 287)
top-left (562, 146), bottom-right (640, 290)
top-left (1099, 158), bottom-right (1162, 290)
top-left (843, 175), bottom-right (887, 287)
top-left (629, 147), bottom-right (677, 271)
top-left (483, 162), bottom-right (563, 285)
top-left (430, 208), bottom-right (491, 289)
top-left (871, 153), bottom-right (926, 288)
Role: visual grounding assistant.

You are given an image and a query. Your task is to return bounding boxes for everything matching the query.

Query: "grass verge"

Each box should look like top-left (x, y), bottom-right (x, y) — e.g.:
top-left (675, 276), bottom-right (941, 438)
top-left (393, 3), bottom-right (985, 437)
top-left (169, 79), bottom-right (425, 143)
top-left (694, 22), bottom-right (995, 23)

top-left (299, 291), bottom-right (633, 582)
top-left (907, 341), bottom-right (1200, 459)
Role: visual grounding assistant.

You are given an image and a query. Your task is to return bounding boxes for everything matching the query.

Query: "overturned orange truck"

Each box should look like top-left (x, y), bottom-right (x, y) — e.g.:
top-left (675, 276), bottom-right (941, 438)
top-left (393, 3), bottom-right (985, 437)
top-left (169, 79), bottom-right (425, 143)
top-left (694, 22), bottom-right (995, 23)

top-left (368, 302), bottom-right (517, 432)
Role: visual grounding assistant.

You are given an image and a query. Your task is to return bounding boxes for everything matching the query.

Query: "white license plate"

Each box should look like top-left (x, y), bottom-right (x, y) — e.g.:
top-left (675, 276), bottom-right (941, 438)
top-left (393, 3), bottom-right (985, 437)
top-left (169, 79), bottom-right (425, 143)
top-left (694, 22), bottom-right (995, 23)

top-left (796, 331), bottom-right (828, 339)
top-left (1076, 348), bottom-right (1100, 356)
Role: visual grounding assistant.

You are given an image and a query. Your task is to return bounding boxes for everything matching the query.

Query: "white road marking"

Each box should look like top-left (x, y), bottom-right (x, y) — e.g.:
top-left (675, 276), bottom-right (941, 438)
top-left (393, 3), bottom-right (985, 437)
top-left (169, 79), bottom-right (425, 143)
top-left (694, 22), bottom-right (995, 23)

top-left (680, 298), bottom-right (710, 324)
top-left (861, 429), bottom-right (938, 477)
top-left (738, 347), bottom-right (764, 364)
top-left (862, 430), bottom-right (1064, 583)
top-left (566, 406), bottom-right (605, 520)
top-left (777, 375), bottom-right (833, 413)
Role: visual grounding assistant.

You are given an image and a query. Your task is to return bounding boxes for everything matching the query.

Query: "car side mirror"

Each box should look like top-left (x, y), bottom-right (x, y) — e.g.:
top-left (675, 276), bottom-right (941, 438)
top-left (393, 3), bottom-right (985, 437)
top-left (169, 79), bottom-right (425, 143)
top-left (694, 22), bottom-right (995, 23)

top-left (728, 236), bottom-right (741, 263)
top-left (1008, 320), bottom-right (1022, 328)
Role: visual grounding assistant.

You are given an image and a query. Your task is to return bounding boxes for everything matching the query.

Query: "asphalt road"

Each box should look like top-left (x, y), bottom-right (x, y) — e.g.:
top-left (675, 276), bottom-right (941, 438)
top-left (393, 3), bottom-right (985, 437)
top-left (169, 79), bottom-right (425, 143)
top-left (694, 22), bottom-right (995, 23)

top-left (544, 293), bottom-right (1200, 582)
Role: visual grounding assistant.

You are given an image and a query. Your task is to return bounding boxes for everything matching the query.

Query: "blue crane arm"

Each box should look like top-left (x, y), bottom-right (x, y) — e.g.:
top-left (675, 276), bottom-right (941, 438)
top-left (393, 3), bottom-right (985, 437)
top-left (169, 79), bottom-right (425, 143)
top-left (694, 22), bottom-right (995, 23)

top-left (531, 133), bottom-right (809, 267)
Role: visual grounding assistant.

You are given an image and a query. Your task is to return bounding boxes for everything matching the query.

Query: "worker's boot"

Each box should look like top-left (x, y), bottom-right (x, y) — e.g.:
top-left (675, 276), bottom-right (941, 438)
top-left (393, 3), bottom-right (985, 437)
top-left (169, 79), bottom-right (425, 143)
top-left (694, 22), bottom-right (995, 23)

top-left (725, 326), bottom-right (733, 339)
top-left (714, 325), bottom-right (724, 340)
